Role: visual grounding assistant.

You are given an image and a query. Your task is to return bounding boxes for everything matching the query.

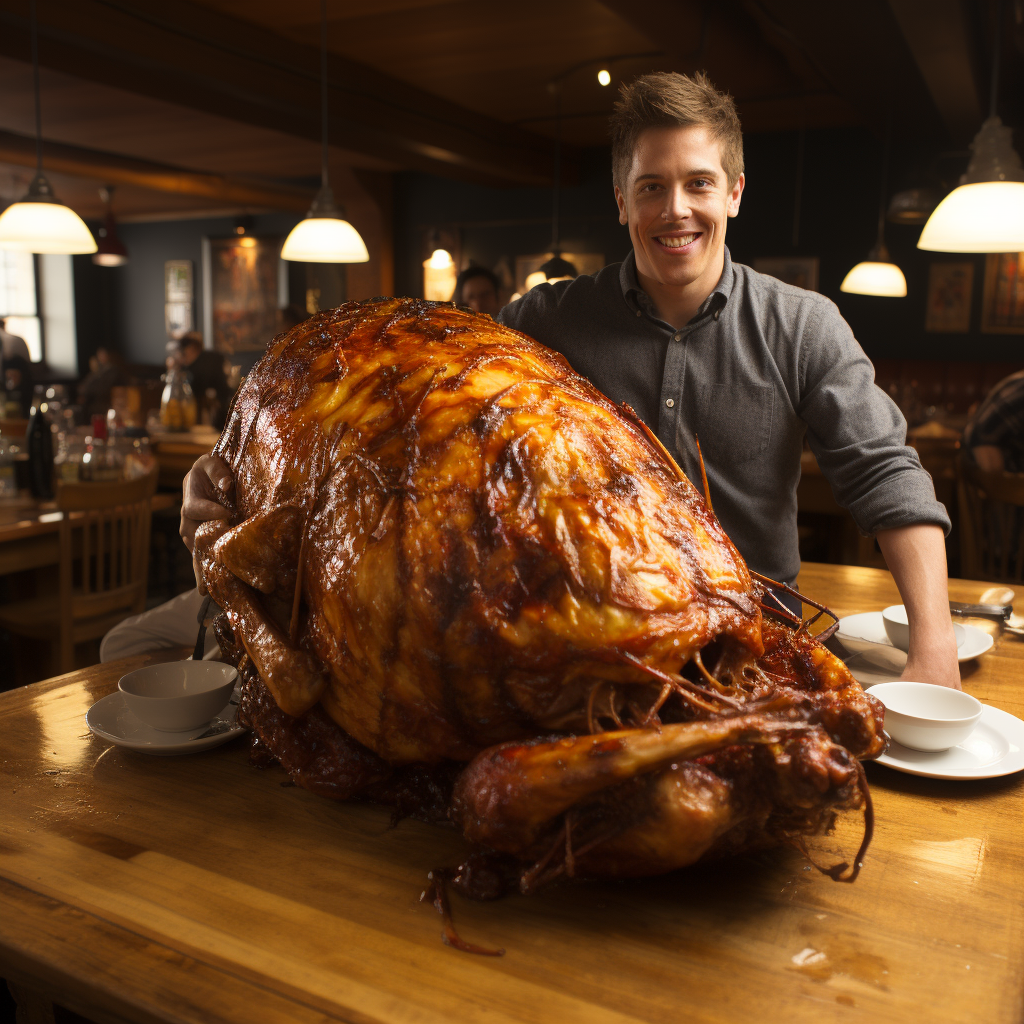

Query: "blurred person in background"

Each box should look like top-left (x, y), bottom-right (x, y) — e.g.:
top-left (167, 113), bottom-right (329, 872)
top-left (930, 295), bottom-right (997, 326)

top-left (964, 369), bottom-right (1024, 473)
top-left (177, 332), bottom-right (231, 430)
top-left (454, 266), bottom-right (502, 317)
top-left (0, 317), bottom-right (32, 365)
top-left (2, 354), bottom-right (33, 417)
top-left (76, 346), bottom-right (124, 421)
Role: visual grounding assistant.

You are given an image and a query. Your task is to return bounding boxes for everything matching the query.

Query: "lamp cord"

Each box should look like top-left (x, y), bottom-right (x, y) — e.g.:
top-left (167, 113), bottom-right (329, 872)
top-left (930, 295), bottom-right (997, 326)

top-left (989, 0), bottom-right (1004, 119)
top-left (551, 83), bottom-right (561, 254)
top-left (31, 0), bottom-right (42, 176)
top-left (877, 122), bottom-right (890, 247)
top-left (320, 0), bottom-right (329, 193)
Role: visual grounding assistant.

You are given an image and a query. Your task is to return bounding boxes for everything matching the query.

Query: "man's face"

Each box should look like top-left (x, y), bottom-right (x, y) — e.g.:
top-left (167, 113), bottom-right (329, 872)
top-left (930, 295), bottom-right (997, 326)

top-left (614, 125), bottom-right (744, 292)
top-left (181, 343), bottom-right (201, 366)
top-left (462, 276), bottom-right (501, 316)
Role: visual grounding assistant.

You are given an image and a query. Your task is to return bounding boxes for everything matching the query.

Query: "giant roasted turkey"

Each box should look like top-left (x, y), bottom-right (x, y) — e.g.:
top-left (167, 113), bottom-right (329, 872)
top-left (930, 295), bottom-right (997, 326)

top-left (195, 297), bottom-right (883, 897)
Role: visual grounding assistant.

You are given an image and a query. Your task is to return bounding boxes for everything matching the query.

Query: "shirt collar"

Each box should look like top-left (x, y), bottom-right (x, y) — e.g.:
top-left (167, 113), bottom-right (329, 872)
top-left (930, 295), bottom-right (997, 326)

top-left (620, 246), bottom-right (734, 324)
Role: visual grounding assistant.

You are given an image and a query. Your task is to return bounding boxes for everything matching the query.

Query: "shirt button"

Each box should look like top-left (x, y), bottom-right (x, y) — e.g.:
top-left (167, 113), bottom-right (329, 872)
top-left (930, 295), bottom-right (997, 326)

top-left (665, 398), bottom-right (675, 408)
top-left (635, 310), bottom-right (642, 317)
top-left (673, 332), bottom-right (681, 341)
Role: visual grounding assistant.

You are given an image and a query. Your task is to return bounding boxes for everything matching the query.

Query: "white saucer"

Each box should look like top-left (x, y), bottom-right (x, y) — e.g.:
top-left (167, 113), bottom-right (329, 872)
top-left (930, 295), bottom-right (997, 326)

top-left (868, 703), bottom-right (1024, 779)
top-left (87, 690), bottom-right (246, 756)
top-left (836, 611), bottom-right (992, 673)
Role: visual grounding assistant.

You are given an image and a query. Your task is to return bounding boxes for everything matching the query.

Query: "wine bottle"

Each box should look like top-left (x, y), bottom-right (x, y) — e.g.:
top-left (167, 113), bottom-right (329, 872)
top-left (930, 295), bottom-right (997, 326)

top-left (25, 398), bottom-right (54, 499)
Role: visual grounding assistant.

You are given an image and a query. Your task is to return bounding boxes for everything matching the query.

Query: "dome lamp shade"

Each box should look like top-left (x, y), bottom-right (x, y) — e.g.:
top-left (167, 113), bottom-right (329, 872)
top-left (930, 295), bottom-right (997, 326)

top-left (840, 241), bottom-right (908, 297)
top-left (0, 173), bottom-right (97, 255)
top-left (280, 0), bottom-right (369, 265)
top-left (918, 0), bottom-right (1024, 255)
top-left (281, 186), bottom-right (369, 263)
top-left (92, 187), bottom-right (128, 266)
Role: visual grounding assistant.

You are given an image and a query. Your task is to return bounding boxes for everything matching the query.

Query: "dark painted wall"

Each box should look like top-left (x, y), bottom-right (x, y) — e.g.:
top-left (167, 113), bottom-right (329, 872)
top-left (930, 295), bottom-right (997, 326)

top-left (73, 211), bottom-right (302, 370)
top-left (394, 128), bottom-right (1024, 365)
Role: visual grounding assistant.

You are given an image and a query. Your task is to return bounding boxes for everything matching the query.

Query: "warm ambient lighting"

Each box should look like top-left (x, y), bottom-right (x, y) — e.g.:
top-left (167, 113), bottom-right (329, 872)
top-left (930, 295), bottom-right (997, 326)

top-left (597, 69), bottom-right (611, 86)
top-left (840, 259), bottom-right (907, 297)
top-left (281, 0), bottom-right (369, 265)
top-left (422, 248), bottom-right (456, 300)
top-left (918, 117), bottom-right (1024, 252)
top-left (281, 195), bottom-right (369, 263)
top-left (92, 187), bottom-right (128, 266)
top-left (0, 186), bottom-right (97, 255)
top-left (918, 180), bottom-right (1024, 252)
top-left (0, 0), bottom-right (96, 257)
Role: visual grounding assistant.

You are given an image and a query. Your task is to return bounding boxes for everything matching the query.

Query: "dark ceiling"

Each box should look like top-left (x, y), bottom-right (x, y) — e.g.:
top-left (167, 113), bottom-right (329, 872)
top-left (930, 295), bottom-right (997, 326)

top-left (0, 0), bottom-right (1020, 218)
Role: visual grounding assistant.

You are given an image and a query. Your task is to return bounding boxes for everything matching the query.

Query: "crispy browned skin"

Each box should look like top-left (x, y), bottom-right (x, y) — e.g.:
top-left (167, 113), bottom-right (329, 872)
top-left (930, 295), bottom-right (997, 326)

top-left (197, 297), bottom-right (884, 887)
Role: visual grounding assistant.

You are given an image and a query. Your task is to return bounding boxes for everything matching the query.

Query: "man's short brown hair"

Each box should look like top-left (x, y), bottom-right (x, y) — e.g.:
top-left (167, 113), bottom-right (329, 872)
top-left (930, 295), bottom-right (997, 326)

top-left (609, 72), bottom-right (744, 189)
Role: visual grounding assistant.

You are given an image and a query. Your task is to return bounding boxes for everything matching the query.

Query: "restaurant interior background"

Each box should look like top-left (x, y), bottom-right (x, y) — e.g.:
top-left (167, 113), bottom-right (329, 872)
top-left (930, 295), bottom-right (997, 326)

top-left (1, 0), bottom-right (1024, 686)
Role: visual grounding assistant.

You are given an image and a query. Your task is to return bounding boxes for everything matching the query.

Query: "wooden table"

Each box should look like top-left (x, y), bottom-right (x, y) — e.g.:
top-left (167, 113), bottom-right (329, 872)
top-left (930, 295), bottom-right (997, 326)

top-left (0, 491), bottom-right (178, 575)
top-left (1, 564), bottom-right (1022, 1024)
top-left (149, 427), bottom-right (218, 490)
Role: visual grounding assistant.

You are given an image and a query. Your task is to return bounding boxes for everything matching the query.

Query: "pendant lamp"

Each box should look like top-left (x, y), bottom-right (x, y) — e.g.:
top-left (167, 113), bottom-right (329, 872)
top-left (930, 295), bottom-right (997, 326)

top-left (281, 0), bottom-right (368, 264)
top-left (0, 0), bottom-right (96, 255)
top-left (841, 128), bottom-right (906, 297)
top-left (92, 186), bottom-right (128, 266)
top-left (422, 248), bottom-right (456, 300)
top-left (918, 0), bottom-right (1024, 253)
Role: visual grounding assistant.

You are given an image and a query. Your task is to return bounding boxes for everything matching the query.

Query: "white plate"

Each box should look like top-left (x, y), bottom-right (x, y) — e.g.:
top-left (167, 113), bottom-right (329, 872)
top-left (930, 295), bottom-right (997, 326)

top-left (87, 690), bottom-right (246, 756)
top-left (836, 611), bottom-right (992, 672)
top-left (868, 702), bottom-right (1024, 780)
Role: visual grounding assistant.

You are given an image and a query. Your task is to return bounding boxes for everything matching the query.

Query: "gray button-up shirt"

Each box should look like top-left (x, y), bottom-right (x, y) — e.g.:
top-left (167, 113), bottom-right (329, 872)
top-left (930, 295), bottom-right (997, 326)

top-left (498, 247), bottom-right (949, 583)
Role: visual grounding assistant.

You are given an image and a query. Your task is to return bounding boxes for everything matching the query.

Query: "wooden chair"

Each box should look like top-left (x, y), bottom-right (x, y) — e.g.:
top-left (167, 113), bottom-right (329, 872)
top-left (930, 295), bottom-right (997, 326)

top-left (957, 460), bottom-right (1024, 584)
top-left (0, 470), bottom-right (158, 674)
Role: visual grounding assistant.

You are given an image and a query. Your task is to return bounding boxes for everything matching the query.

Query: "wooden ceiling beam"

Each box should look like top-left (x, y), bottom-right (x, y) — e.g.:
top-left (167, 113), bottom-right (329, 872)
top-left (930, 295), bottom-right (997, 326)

top-left (886, 0), bottom-right (984, 145)
top-left (0, 129), bottom-right (314, 212)
top-left (0, 0), bottom-right (566, 187)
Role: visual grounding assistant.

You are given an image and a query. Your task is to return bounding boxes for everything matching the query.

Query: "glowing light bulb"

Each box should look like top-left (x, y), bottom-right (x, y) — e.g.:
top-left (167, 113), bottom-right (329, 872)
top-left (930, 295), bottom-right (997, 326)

top-left (597, 69), bottom-right (611, 87)
top-left (422, 248), bottom-right (456, 300)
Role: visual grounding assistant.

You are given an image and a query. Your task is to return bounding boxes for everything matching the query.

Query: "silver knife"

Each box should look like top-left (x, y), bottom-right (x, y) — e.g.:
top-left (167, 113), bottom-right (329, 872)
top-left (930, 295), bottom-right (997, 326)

top-left (949, 601), bottom-right (1012, 621)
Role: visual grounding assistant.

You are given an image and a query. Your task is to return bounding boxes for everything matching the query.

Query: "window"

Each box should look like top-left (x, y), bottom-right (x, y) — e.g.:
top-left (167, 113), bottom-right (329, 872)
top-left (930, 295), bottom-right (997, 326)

top-left (0, 248), bottom-right (42, 361)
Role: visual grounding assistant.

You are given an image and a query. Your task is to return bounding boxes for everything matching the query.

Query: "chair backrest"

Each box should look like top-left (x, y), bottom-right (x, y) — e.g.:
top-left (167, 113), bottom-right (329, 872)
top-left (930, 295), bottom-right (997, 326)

top-left (55, 470), bottom-right (158, 669)
top-left (957, 460), bottom-right (1024, 584)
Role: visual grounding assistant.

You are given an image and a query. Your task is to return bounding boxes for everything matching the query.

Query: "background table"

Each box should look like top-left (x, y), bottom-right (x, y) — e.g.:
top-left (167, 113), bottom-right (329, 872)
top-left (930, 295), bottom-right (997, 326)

top-left (1, 564), bottom-right (1021, 1024)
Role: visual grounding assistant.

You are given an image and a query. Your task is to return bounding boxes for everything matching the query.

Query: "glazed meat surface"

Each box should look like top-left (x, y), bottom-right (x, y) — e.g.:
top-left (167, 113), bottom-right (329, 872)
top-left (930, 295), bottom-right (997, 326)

top-left (196, 298), bottom-right (883, 889)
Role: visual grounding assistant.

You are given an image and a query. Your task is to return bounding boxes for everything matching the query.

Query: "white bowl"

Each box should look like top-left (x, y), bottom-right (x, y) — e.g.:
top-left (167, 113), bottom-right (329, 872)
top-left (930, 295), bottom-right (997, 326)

top-left (868, 681), bottom-right (983, 751)
top-left (119, 661), bottom-right (238, 733)
top-left (882, 604), bottom-right (965, 652)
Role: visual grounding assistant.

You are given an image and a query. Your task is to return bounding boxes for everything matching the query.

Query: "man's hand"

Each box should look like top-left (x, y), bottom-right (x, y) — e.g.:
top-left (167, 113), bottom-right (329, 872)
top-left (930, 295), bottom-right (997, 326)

top-left (180, 454), bottom-right (235, 553)
top-left (876, 524), bottom-right (961, 689)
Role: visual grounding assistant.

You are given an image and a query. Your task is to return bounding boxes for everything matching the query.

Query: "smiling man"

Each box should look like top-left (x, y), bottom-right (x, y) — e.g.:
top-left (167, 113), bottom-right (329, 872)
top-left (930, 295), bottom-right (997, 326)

top-left (180, 72), bottom-right (959, 688)
top-left (497, 71), bottom-right (961, 689)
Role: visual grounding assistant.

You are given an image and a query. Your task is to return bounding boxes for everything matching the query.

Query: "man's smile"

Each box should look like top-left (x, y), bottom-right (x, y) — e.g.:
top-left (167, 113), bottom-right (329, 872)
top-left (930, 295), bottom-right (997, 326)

top-left (655, 232), bottom-right (701, 250)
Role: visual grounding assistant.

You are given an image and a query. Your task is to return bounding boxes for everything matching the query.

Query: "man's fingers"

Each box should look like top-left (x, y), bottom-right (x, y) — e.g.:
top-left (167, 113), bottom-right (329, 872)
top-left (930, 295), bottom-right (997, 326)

top-left (181, 454), bottom-right (236, 552)
top-left (183, 497), bottom-right (234, 523)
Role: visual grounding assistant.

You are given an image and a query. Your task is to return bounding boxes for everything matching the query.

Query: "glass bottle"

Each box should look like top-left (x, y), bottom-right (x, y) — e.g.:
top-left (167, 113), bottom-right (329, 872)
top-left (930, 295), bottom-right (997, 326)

top-left (25, 393), bottom-right (54, 499)
top-left (0, 436), bottom-right (16, 498)
top-left (160, 368), bottom-right (196, 432)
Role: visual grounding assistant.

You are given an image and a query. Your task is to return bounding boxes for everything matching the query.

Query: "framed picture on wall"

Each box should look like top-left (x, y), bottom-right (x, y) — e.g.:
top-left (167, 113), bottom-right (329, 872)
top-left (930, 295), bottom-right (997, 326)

top-left (925, 262), bottom-right (973, 332)
top-left (981, 252), bottom-right (1024, 334)
top-left (164, 260), bottom-right (193, 339)
top-left (201, 236), bottom-right (287, 353)
top-left (752, 257), bottom-right (819, 292)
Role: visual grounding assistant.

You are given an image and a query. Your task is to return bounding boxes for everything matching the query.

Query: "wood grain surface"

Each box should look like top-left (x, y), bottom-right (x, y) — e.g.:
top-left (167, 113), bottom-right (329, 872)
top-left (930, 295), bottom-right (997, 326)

top-left (1, 565), bottom-right (1022, 1024)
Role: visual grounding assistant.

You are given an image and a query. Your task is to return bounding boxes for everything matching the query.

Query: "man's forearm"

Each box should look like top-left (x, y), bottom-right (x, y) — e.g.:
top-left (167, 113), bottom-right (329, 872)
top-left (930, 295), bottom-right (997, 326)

top-left (875, 523), bottom-right (961, 689)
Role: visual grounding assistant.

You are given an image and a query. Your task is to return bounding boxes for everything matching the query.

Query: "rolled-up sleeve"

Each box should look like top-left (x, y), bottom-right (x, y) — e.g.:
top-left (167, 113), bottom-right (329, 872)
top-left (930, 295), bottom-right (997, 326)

top-left (797, 302), bottom-right (951, 536)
